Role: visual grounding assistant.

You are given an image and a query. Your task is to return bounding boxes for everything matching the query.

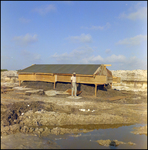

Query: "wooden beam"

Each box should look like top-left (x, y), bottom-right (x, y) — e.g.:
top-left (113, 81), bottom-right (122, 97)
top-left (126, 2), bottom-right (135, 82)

top-left (104, 64), bottom-right (111, 66)
top-left (93, 65), bottom-right (101, 75)
top-left (110, 83), bottom-right (112, 89)
top-left (19, 80), bottom-right (21, 86)
top-left (95, 84), bottom-right (97, 97)
top-left (54, 82), bottom-right (56, 89)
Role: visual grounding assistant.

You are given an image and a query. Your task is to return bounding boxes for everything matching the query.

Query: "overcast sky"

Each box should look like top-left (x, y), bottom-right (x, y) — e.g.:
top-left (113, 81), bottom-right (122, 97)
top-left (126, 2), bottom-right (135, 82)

top-left (1, 1), bottom-right (147, 70)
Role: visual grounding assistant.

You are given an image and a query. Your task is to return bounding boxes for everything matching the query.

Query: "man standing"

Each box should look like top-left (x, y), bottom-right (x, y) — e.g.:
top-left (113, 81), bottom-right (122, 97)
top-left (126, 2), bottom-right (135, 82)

top-left (71, 72), bottom-right (77, 97)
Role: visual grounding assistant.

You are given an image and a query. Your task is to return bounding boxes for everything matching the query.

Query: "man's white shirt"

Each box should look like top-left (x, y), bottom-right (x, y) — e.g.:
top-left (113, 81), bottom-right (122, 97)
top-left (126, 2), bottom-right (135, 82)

top-left (71, 76), bottom-right (76, 82)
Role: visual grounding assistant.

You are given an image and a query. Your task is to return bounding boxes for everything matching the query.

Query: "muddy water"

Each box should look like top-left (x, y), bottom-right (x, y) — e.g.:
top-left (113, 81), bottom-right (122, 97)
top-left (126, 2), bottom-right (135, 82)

top-left (1, 124), bottom-right (147, 149)
top-left (54, 124), bottom-right (147, 149)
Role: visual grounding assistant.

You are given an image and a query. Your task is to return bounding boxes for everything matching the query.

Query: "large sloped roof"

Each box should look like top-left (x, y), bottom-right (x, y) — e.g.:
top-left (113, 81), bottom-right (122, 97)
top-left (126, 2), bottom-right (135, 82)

top-left (18, 64), bottom-right (102, 75)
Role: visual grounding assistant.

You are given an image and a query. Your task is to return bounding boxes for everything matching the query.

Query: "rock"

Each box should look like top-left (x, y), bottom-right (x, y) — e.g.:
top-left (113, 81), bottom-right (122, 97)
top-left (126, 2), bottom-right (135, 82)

top-left (113, 140), bottom-right (125, 146)
top-left (51, 127), bottom-right (61, 135)
top-left (111, 70), bottom-right (147, 91)
top-left (41, 127), bottom-right (51, 136)
top-left (1, 126), bottom-right (10, 133)
top-left (128, 142), bottom-right (136, 145)
top-left (131, 125), bottom-right (147, 135)
top-left (20, 126), bottom-right (29, 133)
top-left (9, 124), bottom-right (20, 132)
top-left (44, 90), bottom-right (57, 96)
top-left (109, 141), bottom-right (116, 146)
top-left (97, 139), bottom-right (111, 147)
top-left (5, 77), bottom-right (11, 82)
top-left (38, 128), bottom-right (44, 133)
top-left (35, 128), bottom-right (39, 132)
top-left (29, 127), bottom-right (35, 133)
top-left (97, 139), bottom-right (126, 147)
top-left (10, 78), bottom-right (16, 83)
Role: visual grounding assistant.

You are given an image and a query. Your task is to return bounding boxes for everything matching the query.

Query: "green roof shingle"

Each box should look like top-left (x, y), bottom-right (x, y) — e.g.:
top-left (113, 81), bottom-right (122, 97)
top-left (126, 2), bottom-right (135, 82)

top-left (18, 64), bottom-right (102, 75)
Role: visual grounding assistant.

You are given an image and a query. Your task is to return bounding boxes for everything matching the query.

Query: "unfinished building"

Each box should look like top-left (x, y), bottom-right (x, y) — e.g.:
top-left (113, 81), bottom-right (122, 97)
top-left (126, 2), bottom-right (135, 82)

top-left (17, 64), bottom-right (120, 96)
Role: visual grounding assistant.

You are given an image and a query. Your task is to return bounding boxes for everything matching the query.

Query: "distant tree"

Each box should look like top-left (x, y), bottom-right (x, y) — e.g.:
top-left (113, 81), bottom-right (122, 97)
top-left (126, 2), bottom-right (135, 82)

top-left (1, 69), bottom-right (8, 72)
top-left (16, 69), bottom-right (22, 72)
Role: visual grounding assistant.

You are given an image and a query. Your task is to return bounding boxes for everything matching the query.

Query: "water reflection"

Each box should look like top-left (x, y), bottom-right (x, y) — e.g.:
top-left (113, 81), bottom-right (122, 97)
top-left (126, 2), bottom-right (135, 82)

top-left (51, 124), bottom-right (147, 149)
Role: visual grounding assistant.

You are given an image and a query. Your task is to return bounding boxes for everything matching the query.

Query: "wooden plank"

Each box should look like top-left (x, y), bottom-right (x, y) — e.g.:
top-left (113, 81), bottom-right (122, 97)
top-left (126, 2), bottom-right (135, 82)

top-left (36, 74), bottom-right (54, 82)
top-left (95, 84), bottom-right (97, 97)
top-left (110, 83), bottom-right (112, 89)
top-left (104, 64), bottom-right (111, 66)
top-left (54, 82), bottom-right (56, 89)
top-left (93, 66), bottom-right (101, 75)
top-left (57, 75), bottom-right (71, 82)
top-left (65, 89), bottom-right (82, 96)
top-left (18, 74), bottom-right (36, 80)
top-left (35, 73), bottom-right (53, 75)
top-left (77, 75), bottom-right (106, 84)
top-left (18, 73), bottom-right (107, 84)
top-left (55, 73), bottom-right (93, 77)
top-left (112, 76), bottom-right (121, 83)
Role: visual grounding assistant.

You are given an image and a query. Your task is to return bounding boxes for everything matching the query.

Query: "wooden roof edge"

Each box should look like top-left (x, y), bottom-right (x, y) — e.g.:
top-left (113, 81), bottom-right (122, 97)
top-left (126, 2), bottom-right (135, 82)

top-left (18, 72), bottom-right (93, 76)
top-left (17, 64), bottom-right (36, 72)
top-left (93, 64), bottom-right (103, 75)
top-left (104, 64), bottom-right (111, 66)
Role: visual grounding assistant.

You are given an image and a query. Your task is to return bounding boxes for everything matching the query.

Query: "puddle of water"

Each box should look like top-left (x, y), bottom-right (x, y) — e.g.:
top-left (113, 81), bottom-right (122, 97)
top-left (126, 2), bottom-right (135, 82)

top-left (45, 123), bottom-right (147, 149)
top-left (1, 124), bottom-right (147, 149)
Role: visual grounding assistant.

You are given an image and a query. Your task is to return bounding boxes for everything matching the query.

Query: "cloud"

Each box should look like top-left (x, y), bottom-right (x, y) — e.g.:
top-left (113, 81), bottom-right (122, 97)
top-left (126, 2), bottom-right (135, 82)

top-left (81, 22), bottom-right (111, 30)
top-left (105, 49), bottom-right (111, 53)
top-left (66, 34), bottom-right (92, 43)
top-left (119, 6), bottom-right (147, 20)
top-left (50, 49), bottom-right (146, 70)
top-left (127, 7), bottom-right (147, 20)
top-left (19, 17), bottom-right (30, 23)
top-left (51, 46), bottom-right (94, 63)
top-left (82, 54), bottom-right (126, 64)
top-left (32, 4), bottom-right (56, 15)
top-left (105, 55), bottom-right (126, 63)
top-left (82, 55), bottom-right (104, 64)
top-left (21, 50), bottom-right (42, 63)
top-left (82, 54), bottom-right (147, 70)
top-left (116, 35), bottom-right (147, 46)
top-left (12, 33), bottom-right (38, 46)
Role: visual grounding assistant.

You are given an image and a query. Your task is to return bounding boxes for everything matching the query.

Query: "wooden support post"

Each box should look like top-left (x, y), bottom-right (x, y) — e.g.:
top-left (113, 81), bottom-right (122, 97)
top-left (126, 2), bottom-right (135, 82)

top-left (19, 80), bottom-right (21, 86)
top-left (54, 75), bottom-right (57, 89)
top-left (110, 83), bottom-right (112, 89)
top-left (95, 84), bottom-right (97, 97)
top-left (54, 82), bottom-right (56, 89)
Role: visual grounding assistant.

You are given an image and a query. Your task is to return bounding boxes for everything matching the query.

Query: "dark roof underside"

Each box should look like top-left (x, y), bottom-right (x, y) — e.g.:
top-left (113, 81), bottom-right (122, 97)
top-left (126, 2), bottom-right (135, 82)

top-left (18, 64), bottom-right (102, 75)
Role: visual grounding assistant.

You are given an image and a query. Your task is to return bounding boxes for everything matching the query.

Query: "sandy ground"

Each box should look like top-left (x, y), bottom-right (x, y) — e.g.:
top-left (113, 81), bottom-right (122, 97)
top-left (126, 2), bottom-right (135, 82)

top-left (1, 84), bottom-right (147, 136)
top-left (1, 70), bottom-right (147, 149)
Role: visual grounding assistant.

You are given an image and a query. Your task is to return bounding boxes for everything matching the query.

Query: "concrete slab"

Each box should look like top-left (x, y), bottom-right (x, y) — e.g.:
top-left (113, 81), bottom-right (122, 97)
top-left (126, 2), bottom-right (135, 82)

top-left (25, 89), bottom-right (44, 94)
top-left (45, 90), bottom-right (69, 96)
top-left (67, 96), bottom-right (82, 99)
top-left (12, 87), bottom-right (32, 91)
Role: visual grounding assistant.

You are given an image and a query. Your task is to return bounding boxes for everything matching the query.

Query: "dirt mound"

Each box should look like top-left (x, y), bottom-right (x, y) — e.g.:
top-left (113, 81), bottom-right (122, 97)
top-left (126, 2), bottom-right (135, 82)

top-left (21, 81), bottom-right (122, 97)
top-left (1, 101), bottom-right (51, 127)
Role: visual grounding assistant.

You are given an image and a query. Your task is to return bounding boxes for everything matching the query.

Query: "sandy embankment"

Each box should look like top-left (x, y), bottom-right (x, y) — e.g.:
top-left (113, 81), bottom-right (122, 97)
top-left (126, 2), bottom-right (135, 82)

top-left (111, 70), bottom-right (147, 91)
